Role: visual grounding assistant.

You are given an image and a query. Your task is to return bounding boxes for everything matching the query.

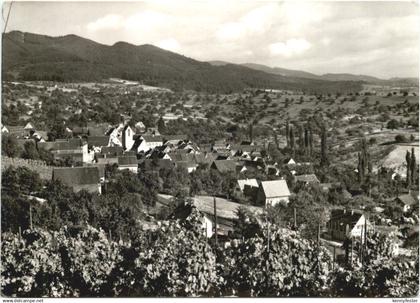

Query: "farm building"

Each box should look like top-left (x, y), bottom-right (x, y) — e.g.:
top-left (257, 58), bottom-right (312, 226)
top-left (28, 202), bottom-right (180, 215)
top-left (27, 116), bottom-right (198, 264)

top-left (256, 179), bottom-right (291, 206)
top-left (52, 166), bottom-right (101, 194)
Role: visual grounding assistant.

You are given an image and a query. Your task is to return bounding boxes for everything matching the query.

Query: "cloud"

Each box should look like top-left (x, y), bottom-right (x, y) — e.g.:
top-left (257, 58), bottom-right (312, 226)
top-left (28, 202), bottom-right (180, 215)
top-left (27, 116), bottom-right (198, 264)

top-left (157, 38), bottom-right (181, 52)
top-left (269, 39), bottom-right (312, 57)
top-left (12, 1), bottom-right (417, 78)
top-left (87, 14), bottom-right (123, 31)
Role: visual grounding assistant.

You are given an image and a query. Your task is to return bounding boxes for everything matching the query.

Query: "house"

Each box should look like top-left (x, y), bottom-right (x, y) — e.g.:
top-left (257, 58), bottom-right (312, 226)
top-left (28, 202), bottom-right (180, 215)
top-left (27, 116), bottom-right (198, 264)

top-left (395, 194), bottom-right (418, 213)
top-left (327, 209), bottom-right (372, 243)
top-left (52, 166), bottom-right (101, 194)
top-left (87, 136), bottom-right (110, 149)
top-left (72, 127), bottom-right (89, 136)
top-left (257, 179), bottom-right (291, 206)
top-left (38, 138), bottom-right (93, 164)
top-left (117, 156), bottom-right (138, 173)
top-left (236, 179), bottom-right (259, 193)
top-left (96, 155), bottom-right (119, 166)
top-left (176, 161), bottom-right (198, 173)
top-left (295, 174), bottom-right (320, 185)
top-left (171, 195), bottom-right (263, 238)
top-left (141, 135), bottom-right (164, 150)
top-left (284, 158), bottom-right (297, 165)
top-left (211, 160), bottom-right (238, 174)
top-left (101, 146), bottom-right (124, 157)
top-left (135, 121), bottom-right (146, 133)
top-left (266, 165), bottom-right (280, 176)
top-left (131, 137), bottom-right (148, 153)
top-left (140, 159), bottom-right (175, 172)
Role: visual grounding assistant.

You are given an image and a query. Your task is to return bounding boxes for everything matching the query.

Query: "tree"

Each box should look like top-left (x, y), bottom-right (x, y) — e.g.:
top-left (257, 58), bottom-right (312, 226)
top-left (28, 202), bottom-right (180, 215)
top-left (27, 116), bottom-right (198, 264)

top-left (395, 134), bottom-right (408, 143)
top-left (406, 151), bottom-right (412, 187)
top-left (2, 134), bottom-right (22, 157)
top-left (157, 116), bottom-right (166, 134)
top-left (320, 125), bottom-right (329, 167)
top-left (410, 147), bottom-right (416, 185)
top-left (22, 141), bottom-right (40, 160)
top-left (387, 119), bottom-right (399, 130)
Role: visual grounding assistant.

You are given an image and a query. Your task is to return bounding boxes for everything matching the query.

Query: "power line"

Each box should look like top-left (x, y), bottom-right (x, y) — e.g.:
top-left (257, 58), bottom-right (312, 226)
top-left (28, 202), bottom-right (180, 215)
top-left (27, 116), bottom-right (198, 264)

top-left (3, 1), bottom-right (13, 34)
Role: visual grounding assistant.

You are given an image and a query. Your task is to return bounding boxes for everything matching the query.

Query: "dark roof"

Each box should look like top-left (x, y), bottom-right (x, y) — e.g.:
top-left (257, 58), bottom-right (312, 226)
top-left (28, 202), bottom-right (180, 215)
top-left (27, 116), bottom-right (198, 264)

top-left (329, 209), bottom-right (363, 230)
top-left (141, 159), bottom-right (175, 171)
top-left (295, 174), bottom-right (320, 183)
top-left (101, 146), bottom-right (124, 156)
top-left (131, 138), bottom-right (145, 151)
top-left (87, 136), bottom-right (110, 147)
top-left (163, 135), bottom-right (188, 142)
top-left (211, 160), bottom-right (238, 173)
top-left (38, 139), bottom-right (82, 151)
top-left (142, 135), bottom-right (163, 142)
top-left (118, 156), bottom-right (138, 166)
top-left (176, 161), bottom-right (197, 169)
top-left (72, 127), bottom-right (89, 135)
top-left (396, 194), bottom-right (417, 206)
top-left (52, 167), bottom-right (100, 185)
top-left (88, 123), bottom-right (111, 136)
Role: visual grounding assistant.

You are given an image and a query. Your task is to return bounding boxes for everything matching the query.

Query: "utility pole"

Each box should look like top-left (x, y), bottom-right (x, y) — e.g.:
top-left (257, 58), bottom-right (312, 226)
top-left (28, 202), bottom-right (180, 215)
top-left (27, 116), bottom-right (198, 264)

top-left (293, 207), bottom-right (297, 229)
top-left (359, 225), bottom-right (364, 265)
top-left (29, 204), bottom-right (33, 230)
top-left (317, 222), bottom-right (320, 246)
top-left (213, 196), bottom-right (218, 247)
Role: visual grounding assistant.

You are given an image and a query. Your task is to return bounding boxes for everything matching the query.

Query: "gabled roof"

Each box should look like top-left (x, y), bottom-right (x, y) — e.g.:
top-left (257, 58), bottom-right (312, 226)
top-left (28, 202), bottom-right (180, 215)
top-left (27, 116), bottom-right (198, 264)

top-left (87, 123), bottom-right (111, 136)
top-left (211, 160), bottom-right (238, 173)
top-left (131, 138), bottom-right (146, 151)
top-left (101, 146), bottom-right (124, 156)
top-left (72, 126), bottom-right (89, 135)
top-left (237, 179), bottom-right (259, 191)
top-left (260, 179), bottom-right (290, 198)
top-left (38, 139), bottom-right (82, 151)
top-left (118, 156), bottom-right (138, 166)
top-left (176, 161), bottom-right (197, 169)
top-left (87, 136), bottom-right (110, 147)
top-left (163, 135), bottom-right (188, 142)
top-left (295, 174), bottom-right (320, 183)
top-left (52, 167), bottom-right (100, 185)
top-left (396, 194), bottom-right (417, 206)
top-left (141, 159), bottom-right (175, 171)
top-left (192, 195), bottom-right (263, 220)
top-left (142, 135), bottom-right (163, 142)
top-left (329, 209), bottom-right (365, 231)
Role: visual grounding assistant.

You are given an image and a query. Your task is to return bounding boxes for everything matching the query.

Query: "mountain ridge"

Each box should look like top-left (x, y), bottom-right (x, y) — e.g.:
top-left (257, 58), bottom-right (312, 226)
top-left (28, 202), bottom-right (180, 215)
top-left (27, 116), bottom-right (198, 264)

top-left (3, 31), bottom-right (367, 93)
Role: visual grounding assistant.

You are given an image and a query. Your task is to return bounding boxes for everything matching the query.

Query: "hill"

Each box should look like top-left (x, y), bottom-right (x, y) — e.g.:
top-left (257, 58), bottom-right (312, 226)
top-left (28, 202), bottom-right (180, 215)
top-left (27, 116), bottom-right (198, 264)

top-left (241, 63), bottom-right (321, 80)
top-left (240, 63), bottom-right (418, 87)
top-left (2, 31), bottom-right (363, 93)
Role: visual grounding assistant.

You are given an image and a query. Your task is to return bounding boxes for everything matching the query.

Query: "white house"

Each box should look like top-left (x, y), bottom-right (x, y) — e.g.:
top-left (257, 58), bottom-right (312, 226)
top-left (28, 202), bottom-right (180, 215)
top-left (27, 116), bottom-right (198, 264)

top-left (328, 209), bottom-right (372, 243)
top-left (257, 179), bottom-right (291, 206)
top-left (236, 178), bottom-right (259, 193)
top-left (117, 156), bottom-right (138, 174)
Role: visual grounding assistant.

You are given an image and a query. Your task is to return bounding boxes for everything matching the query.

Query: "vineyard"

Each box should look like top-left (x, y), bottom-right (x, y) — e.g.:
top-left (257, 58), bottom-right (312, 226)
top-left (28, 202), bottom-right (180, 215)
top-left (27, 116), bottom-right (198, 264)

top-left (1, 208), bottom-right (418, 298)
top-left (1, 157), bottom-right (54, 180)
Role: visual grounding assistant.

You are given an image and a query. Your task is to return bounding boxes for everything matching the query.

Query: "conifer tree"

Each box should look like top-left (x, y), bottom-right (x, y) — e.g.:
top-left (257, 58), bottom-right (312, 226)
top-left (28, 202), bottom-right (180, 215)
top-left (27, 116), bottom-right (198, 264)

top-left (406, 150), bottom-right (412, 188)
top-left (411, 148), bottom-right (416, 185)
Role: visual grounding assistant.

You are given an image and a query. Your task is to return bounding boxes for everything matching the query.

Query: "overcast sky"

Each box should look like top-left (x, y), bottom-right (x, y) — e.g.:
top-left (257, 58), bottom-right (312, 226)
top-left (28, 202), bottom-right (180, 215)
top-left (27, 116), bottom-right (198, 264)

top-left (4, 0), bottom-right (419, 78)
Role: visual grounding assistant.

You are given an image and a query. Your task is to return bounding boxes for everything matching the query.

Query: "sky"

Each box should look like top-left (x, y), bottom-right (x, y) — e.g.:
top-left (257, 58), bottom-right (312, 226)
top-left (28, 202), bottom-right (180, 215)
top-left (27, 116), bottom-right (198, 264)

top-left (3, 0), bottom-right (420, 78)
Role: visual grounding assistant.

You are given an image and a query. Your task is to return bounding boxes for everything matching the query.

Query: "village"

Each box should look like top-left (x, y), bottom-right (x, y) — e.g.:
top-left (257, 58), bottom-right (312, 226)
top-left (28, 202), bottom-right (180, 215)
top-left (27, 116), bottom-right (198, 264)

top-left (2, 78), bottom-right (419, 261)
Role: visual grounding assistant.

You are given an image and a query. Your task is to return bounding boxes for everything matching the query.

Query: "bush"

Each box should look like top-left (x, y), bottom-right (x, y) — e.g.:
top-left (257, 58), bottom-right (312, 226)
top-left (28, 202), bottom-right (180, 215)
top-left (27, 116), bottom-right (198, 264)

top-left (395, 134), bottom-right (408, 143)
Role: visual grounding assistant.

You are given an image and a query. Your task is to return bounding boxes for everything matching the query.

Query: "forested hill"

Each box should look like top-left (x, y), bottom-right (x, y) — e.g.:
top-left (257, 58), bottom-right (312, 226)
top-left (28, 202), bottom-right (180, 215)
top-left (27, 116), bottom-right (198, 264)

top-left (2, 31), bottom-right (363, 93)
